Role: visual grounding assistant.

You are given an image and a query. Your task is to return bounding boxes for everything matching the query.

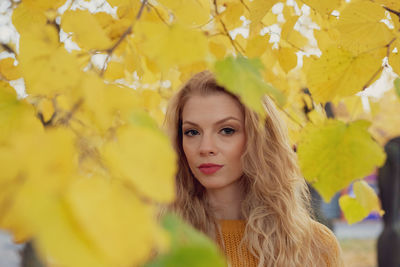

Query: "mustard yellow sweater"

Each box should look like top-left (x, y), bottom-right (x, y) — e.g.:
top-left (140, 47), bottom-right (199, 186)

top-left (216, 219), bottom-right (343, 267)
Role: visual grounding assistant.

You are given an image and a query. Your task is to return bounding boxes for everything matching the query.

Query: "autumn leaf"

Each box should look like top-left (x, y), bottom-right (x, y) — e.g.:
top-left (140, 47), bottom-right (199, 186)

top-left (302, 0), bottom-right (342, 16)
top-left (0, 81), bottom-right (43, 142)
top-left (339, 180), bottom-right (384, 224)
top-left (0, 58), bottom-right (20, 80)
top-left (297, 119), bottom-right (386, 202)
top-left (214, 55), bottom-right (285, 116)
top-left (158, 0), bottom-right (210, 26)
top-left (101, 120), bottom-right (176, 203)
top-left (62, 10), bottom-right (113, 51)
top-left (336, 0), bottom-right (394, 54)
top-left (248, 0), bottom-right (278, 36)
top-left (305, 46), bottom-right (386, 103)
top-left (134, 22), bottom-right (208, 72)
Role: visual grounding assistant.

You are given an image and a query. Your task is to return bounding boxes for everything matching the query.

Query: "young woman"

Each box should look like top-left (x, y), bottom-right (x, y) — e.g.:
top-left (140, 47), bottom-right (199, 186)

top-left (163, 70), bottom-right (343, 267)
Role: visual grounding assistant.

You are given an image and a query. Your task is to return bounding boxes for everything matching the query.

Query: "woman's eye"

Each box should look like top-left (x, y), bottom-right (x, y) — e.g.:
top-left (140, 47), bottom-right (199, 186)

top-left (184, 129), bottom-right (199, 136)
top-left (220, 128), bottom-right (235, 135)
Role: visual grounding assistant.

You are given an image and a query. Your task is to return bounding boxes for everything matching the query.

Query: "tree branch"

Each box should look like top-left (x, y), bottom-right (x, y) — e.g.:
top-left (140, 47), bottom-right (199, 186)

top-left (101, 0), bottom-right (148, 76)
top-left (362, 38), bottom-right (396, 90)
top-left (213, 0), bottom-right (245, 55)
top-left (384, 6), bottom-right (400, 19)
top-left (1, 43), bottom-right (16, 55)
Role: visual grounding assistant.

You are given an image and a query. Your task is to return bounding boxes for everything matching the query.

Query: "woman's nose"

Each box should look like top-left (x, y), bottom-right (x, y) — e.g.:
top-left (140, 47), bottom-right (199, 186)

top-left (199, 133), bottom-right (217, 156)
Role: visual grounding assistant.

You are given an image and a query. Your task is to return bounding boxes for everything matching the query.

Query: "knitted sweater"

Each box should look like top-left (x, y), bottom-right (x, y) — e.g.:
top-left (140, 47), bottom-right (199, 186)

top-left (216, 219), bottom-right (343, 267)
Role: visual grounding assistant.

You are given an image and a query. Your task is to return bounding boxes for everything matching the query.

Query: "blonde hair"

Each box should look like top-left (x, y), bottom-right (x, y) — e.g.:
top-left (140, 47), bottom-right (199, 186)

top-left (162, 71), bottom-right (341, 267)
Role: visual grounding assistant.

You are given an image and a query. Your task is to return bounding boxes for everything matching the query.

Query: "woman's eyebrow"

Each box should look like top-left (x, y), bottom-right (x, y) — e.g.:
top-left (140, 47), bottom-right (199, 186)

top-left (183, 116), bottom-right (241, 126)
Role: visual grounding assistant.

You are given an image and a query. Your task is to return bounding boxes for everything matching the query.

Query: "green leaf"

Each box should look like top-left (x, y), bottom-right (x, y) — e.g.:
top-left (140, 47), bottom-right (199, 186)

top-left (394, 78), bottom-right (400, 98)
top-left (214, 55), bottom-right (285, 116)
top-left (144, 213), bottom-right (226, 267)
top-left (297, 119), bottom-right (386, 202)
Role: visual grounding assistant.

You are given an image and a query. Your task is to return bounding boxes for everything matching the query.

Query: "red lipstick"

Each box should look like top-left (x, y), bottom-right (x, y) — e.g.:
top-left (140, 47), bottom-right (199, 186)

top-left (198, 163), bottom-right (223, 175)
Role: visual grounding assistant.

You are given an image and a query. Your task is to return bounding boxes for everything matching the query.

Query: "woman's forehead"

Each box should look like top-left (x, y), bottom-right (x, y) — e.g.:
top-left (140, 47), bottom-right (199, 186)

top-left (181, 93), bottom-right (244, 124)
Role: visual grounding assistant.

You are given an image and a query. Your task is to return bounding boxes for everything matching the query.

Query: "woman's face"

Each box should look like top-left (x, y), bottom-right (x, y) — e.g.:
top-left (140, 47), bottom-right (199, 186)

top-left (181, 92), bottom-right (246, 190)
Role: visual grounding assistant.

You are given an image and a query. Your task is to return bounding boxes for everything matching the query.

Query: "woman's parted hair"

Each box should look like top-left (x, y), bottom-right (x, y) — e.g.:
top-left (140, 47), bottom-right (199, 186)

top-left (162, 70), bottom-right (340, 267)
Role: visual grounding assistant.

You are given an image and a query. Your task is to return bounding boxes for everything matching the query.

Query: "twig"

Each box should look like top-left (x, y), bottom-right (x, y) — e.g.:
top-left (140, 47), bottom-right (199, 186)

top-left (239, 0), bottom-right (250, 12)
top-left (384, 6), bottom-right (400, 19)
top-left (1, 43), bottom-right (16, 55)
top-left (213, 0), bottom-right (245, 54)
top-left (101, 0), bottom-right (148, 76)
top-left (269, 93), bottom-right (305, 128)
top-left (362, 38), bottom-right (396, 90)
top-left (147, 2), bottom-right (169, 25)
top-left (58, 98), bottom-right (83, 126)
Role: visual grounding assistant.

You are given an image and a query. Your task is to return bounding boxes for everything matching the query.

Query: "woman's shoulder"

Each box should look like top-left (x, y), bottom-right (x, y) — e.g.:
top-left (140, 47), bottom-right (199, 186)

top-left (310, 219), bottom-right (344, 267)
top-left (310, 219), bottom-right (339, 247)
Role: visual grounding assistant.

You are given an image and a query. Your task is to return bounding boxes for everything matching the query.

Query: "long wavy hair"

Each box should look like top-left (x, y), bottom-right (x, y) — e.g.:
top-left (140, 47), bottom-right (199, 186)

top-left (162, 70), bottom-right (341, 267)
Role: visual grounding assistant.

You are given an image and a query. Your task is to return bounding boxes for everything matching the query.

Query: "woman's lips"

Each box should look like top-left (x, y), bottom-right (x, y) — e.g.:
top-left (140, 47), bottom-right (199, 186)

top-left (198, 165), bottom-right (223, 175)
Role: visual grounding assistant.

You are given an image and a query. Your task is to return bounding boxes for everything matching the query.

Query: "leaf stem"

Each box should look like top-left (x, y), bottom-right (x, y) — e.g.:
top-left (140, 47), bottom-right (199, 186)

top-left (362, 38), bottom-right (396, 90)
top-left (384, 6), bottom-right (400, 19)
top-left (100, 0), bottom-right (148, 76)
top-left (213, 0), bottom-right (245, 54)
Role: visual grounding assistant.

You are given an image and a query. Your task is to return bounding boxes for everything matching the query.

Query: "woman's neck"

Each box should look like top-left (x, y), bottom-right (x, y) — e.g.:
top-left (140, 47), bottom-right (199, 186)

top-left (206, 180), bottom-right (245, 220)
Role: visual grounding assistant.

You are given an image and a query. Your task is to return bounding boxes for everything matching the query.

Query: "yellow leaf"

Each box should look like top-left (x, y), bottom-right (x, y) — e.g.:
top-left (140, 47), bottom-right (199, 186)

top-left (107, 0), bottom-right (141, 19)
top-left (220, 1), bottom-right (245, 30)
top-left (18, 25), bottom-right (82, 96)
top-left (302, 0), bottom-right (342, 15)
top-left (36, 98), bottom-right (55, 123)
top-left (62, 10), bottom-right (113, 50)
top-left (369, 88), bottom-right (400, 146)
top-left (338, 195), bottom-right (369, 225)
top-left (353, 181), bottom-right (384, 216)
top-left (261, 8), bottom-right (277, 26)
top-left (305, 46), bottom-right (386, 103)
top-left (276, 46), bottom-right (298, 73)
top-left (94, 12), bottom-right (115, 29)
top-left (0, 128), bottom-right (78, 243)
top-left (158, 0), bottom-right (210, 26)
top-left (373, 0), bottom-right (400, 11)
top-left (234, 34), bottom-right (247, 52)
top-left (104, 60), bottom-right (125, 80)
top-left (314, 28), bottom-right (340, 52)
top-left (336, 0), bottom-right (394, 54)
top-left (298, 119), bottom-right (386, 202)
top-left (11, 3), bottom-right (47, 33)
top-left (331, 95), bottom-right (367, 123)
top-left (339, 180), bottom-right (384, 224)
top-left (74, 74), bottom-right (140, 131)
top-left (134, 22), bottom-right (208, 71)
top-left (249, 0), bottom-right (278, 36)
top-left (101, 122), bottom-right (176, 203)
top-left (307, 107), bottom-right (326, 125)
top-left (0, 58), bottom-right (20, 80)
top-left (107, 18), bottom-right (132, 42)
top-left (31, 199), bottom-right (108, 267)
top-left (209, 35), bottom-right (231, 59)
top-left (0, 81), bottom-right (43, 142)
top-left (64, 178), bottom-right (158, 266)
top-left (141, 89), bottom-right (162, 111)
top-left (245, 34), bottom-right (271, 58)
top-left (281, 14), bottom-right (308, 49)
top-left (389, 41), bottom-right (400, 75)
